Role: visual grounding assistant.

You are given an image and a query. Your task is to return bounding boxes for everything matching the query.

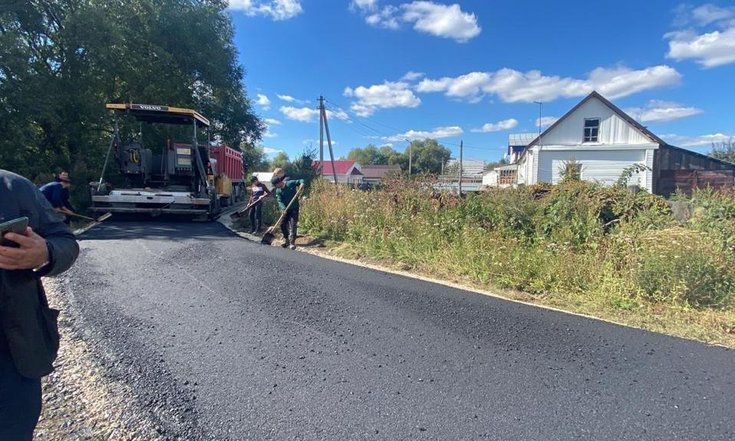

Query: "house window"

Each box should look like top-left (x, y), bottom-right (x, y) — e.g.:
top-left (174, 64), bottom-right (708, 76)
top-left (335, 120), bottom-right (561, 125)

top-left (583, 118), bottom-right (599, 142)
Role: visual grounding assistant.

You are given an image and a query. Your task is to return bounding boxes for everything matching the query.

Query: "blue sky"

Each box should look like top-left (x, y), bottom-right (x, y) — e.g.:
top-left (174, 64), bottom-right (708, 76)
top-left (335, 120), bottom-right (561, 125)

top-left (228, 0), bottom-right (735, 164)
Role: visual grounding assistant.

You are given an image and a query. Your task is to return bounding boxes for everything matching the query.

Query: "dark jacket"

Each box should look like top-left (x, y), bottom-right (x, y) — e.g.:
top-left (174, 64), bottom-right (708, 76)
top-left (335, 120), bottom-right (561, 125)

top-left (0, 170), bottom-right (79, 378)
top-left (275, 179), bottom-right (304, 211)
top-left (39, 181), bottom-right (66, 209)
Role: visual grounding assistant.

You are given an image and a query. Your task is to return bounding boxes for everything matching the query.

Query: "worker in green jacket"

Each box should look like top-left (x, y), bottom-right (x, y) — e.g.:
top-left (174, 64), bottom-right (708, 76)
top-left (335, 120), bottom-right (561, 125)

top-left (271, 175), bottom-right (305, 249)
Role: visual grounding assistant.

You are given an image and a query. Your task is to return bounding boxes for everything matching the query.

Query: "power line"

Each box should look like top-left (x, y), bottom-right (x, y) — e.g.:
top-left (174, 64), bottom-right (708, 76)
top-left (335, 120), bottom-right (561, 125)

top-left (324, 99), bottom-right (505, 153)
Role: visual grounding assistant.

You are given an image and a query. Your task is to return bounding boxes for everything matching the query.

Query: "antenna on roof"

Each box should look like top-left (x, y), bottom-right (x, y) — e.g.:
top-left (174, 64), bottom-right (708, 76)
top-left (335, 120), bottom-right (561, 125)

top-left (533, 101), bottom-right (542, 141)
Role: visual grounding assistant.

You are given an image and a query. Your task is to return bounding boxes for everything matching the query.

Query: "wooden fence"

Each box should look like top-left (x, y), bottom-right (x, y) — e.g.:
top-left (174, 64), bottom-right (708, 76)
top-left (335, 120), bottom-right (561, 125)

top-left (656, 169), bottom-right (735, 196)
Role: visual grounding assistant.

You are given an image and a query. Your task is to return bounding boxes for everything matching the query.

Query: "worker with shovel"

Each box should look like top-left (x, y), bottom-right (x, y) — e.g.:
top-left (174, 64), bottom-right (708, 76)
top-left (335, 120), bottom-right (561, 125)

top-left (270, 175), bottom-right (305, 249)
top-left (248, 175), bottom-right (271, 234)
top-left (39, 172), bottom-right (74, 223)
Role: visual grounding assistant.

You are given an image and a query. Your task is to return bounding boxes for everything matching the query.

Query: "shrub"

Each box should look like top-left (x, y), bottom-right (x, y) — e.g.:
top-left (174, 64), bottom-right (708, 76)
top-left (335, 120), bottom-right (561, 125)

top-left (615, 227), bottom-right (735, 307)
top-left (300, 176), bottom-right (735, 312)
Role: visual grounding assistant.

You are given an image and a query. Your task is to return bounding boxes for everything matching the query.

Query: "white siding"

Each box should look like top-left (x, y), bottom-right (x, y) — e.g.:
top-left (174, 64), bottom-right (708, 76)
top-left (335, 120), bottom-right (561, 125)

top-left (483, 170), bottom-right (498, 187)
top-left (540, 98), bottom-right (652, 146)
top-left (537, 149), bottom-right (649, 189)
top-left (516, 149), bottom-right (536, 185)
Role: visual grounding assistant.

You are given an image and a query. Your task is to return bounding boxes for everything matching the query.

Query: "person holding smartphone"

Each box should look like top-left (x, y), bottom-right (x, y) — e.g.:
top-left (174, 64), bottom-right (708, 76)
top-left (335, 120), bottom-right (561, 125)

top-left (0, 168), bottom-right (80, 440)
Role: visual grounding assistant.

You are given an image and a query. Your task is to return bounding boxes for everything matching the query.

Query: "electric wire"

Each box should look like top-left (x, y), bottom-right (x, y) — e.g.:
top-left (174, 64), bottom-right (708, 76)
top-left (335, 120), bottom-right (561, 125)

top-left (323, 102), bottom-right (497, 162)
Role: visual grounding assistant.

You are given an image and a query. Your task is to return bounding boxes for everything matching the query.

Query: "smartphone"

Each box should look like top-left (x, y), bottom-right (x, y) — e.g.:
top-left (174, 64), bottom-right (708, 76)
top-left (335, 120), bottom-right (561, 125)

top-left (0, 216), bottom-right (29, 247)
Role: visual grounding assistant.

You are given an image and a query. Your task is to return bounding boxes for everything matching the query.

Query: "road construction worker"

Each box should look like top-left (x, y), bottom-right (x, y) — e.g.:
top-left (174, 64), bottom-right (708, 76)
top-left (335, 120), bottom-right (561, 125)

top-left (271, 175), bottom-right (305, 249)
top-left (40, 172), bottom-right (74, 223)
top-left (248, 175), bottom-right (271, 234)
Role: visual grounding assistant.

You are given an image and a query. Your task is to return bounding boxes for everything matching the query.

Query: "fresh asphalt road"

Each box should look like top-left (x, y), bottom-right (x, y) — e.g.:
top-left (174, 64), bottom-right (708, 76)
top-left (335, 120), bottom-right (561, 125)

top-left (63, 221), bottom-right (734, 440)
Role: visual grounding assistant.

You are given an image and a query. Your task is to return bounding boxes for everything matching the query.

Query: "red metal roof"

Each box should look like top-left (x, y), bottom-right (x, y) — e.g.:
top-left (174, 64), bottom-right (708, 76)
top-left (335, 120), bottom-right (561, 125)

top-left (314, 160), bottom-right (361, 176)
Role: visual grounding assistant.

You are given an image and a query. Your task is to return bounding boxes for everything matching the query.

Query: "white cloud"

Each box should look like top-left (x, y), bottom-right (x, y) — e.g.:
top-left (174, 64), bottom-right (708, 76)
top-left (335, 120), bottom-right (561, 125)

top-left (344, 81), bottom-right (421, 116)
top-left (352, 1), bottom-right (480, 42)
top-left (416, 65), bottom-right (681, 103)
top-left (666, 4), bottom-right (735, 68)
top-left (675, 4), bottom-right (735, 27)
top-left (401, 71), bottom-right (425, 82)
top-left (365, 5), bottom-right (400, 29)
top-left (691, 4), bottom-right (735, 26)
top-left (402, 1), bottom-right (481, 43)
top-left (277, 94), bottom-right (298, 102)
top-left (280, 106), bottom-right (319, 122)
top-left (227, 0), bottom-right (303, 20)
top-left (351, 0), bottom-right (378, 12)
top-left (661, 133), bottom-right (734, 147)
top-left (384, 126), bottom-right (463, 142)
top-left (262, 117), bottom-right (281, 137)
top-left (261, 146), bottom-right (283, 155)
top-left (536, 116), bottom-right (559, 128)
top-left (588, 66), bottom-right (681, 99)
top-left (279, 106), bottom-right (348, 123)
top-left (303, 138), bottom-right (338, 147)
top-left (417, 71), bottom-right (490, 98)
top-left (471, 118), bottom-right (518, 133)
top-left (256, 94), bottom-right (271, 109)
top-left (666, 28), bottom-right (735, 68)
top-left (327, 108), bottom-right (350, 121)
top-left (625, 100), bottom-right (703, 123)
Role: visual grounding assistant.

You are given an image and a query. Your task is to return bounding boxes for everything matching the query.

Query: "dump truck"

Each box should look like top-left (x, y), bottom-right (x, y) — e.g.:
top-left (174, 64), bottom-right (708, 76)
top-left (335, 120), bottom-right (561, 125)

top-left (210, 144), bottom-right (246, 206)
top-left (90, 103), bottom-right (244, 220)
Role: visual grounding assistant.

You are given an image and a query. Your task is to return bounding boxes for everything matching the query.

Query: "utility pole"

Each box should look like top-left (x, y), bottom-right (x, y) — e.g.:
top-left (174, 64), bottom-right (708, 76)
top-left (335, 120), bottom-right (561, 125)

top-left (408, 139), bottom-right (413, 177)
top-left (458, 140), bottom-right (463, 195)
top-left (534, 101), bottom-right (542, 140)
top-left (318, 96), bottom-right (325, 166)
top-left (319, 98), bottom-right (338, 188)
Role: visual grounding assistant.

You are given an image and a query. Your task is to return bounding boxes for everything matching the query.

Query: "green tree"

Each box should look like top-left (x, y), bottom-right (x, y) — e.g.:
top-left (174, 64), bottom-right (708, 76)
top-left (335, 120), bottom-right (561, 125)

top-left (0, 0), bottom-right (263, 202)
top-left (345, 144), bottom-right (408, 170)
top-left (708, 138), bottom-right (735, 164)
top-left (385, 147), bottom-right (408, 170)
top-left (270, 152), bottom-right (290, 170)
top-left (406, 139), bottom-right (451, 175)
top-left (285, 149), bottom-right (318, 186)
top-left (242, 144), bottom-right (271, 174)
top-left (347, 144), bottom-right (390, 165)
top-left (484, 156), bottom-right (510, 171)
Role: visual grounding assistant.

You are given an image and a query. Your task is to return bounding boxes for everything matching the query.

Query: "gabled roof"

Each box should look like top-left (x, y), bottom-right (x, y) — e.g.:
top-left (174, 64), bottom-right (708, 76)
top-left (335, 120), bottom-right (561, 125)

top-left (508, 133), bottom-right (537, 147)
top-left (360, 164), bottom-right (401, 179)
top-left (526, 91), bottom-right (666, 149)
top-left (314, 160), bottom-right (362, 176)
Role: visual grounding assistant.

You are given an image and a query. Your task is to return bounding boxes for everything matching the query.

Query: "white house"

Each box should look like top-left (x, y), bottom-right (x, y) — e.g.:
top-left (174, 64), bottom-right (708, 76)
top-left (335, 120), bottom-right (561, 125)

top-left (516, 91), bottom-right (658, 191)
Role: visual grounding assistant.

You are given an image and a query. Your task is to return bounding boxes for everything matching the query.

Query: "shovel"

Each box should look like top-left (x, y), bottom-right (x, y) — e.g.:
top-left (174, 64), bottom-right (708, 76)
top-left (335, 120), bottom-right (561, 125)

top-left (230, 194), bottom-right (267, 220)
top-left (261, 186), bottom-right (303, 246)
top-left (72, 212), bottom-right (113, 235)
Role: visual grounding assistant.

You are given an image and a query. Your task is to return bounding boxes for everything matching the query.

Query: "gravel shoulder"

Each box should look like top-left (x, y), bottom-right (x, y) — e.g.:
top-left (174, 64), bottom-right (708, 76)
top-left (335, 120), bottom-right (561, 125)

top-left (36, 277), bottom-right (163, 440)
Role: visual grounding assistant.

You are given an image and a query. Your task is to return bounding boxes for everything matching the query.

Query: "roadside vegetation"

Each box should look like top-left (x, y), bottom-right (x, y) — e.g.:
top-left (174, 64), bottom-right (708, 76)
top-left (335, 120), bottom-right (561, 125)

top-left (300, 178), bottom-right (735, 347)
top-left (0, 0), bottom-right (264, 207)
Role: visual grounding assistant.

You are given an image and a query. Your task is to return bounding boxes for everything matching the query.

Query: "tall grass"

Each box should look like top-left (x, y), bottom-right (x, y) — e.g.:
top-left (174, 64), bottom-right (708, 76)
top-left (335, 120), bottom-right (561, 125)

top-left (301, 179), bottom-right (735, 319)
